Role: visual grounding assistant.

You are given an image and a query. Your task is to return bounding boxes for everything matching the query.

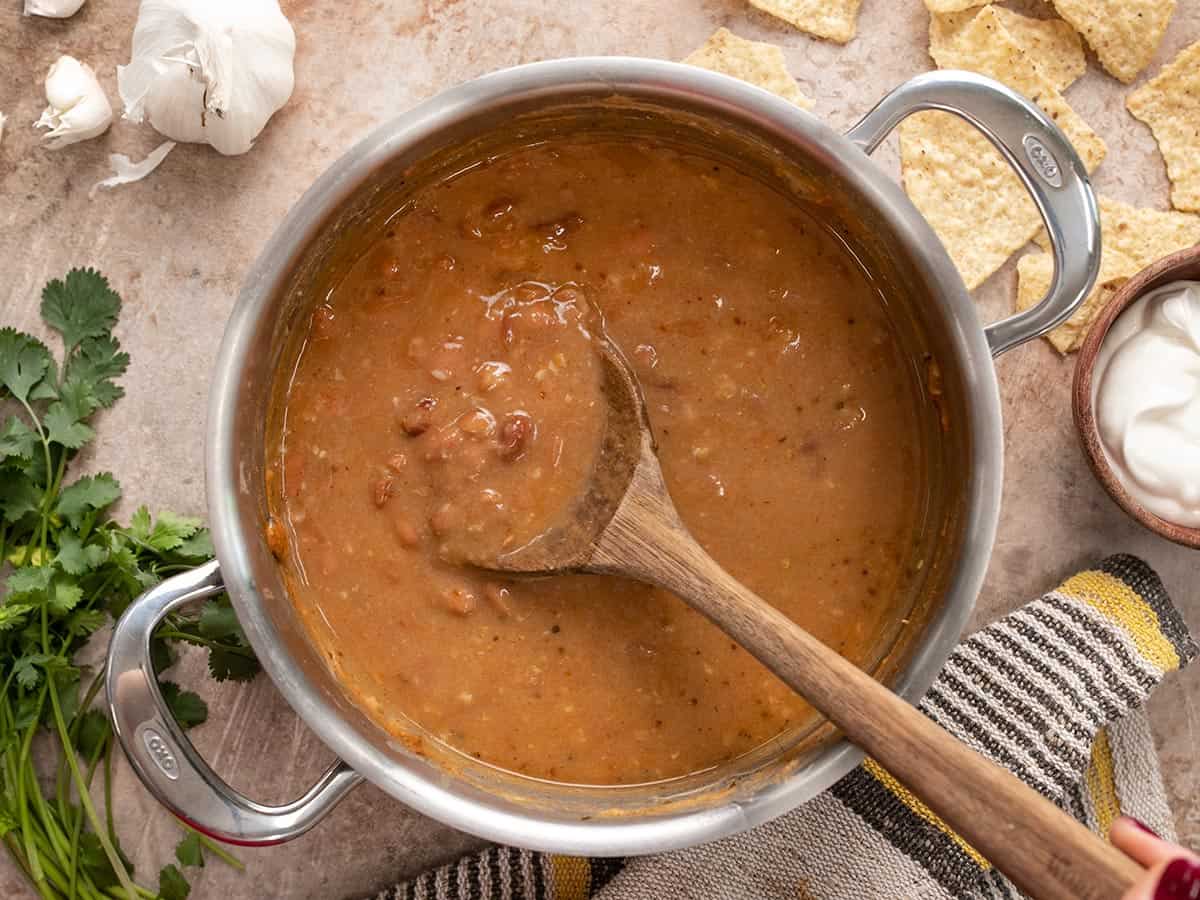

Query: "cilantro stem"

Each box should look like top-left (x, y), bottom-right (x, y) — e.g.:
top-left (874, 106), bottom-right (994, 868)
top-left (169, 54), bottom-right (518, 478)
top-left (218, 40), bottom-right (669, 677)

top-left (47, 675), bottom-right (139, 900)
top-left (18, 686), bottom-right (48, 884)
top-left (102, 743), bottom-right (117, 856)
top-left (153, 629), bottom-right (257, 659)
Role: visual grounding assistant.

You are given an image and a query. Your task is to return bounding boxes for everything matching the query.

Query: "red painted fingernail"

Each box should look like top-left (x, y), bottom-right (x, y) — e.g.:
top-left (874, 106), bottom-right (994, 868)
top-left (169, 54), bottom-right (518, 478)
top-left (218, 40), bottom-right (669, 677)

top-left (1154, 858), bottom-right (1200, 900)
top-left (1128, 817), bottom-right (1161, 839)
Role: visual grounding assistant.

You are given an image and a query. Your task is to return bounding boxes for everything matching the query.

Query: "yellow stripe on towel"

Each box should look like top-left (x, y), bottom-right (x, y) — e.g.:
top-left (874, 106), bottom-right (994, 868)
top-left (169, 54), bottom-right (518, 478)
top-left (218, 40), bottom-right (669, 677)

top-left (1059, 571), bottom-right (1180, 672)
top-left (549, 854), bottom-right (592, 900)
top-left (863, 757), bottom-right (990, 869)
top-left (1086, 728), bottom-right (1121, 839)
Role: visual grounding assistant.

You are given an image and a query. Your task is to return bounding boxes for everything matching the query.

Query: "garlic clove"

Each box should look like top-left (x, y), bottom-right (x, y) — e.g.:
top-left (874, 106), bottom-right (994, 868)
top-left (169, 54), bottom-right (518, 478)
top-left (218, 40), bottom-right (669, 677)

top-left (89, 140), bottom-right (177, 200)
top-left (0, 112), bottom-right (7, 145)
top-left (118, 0), bottom-right (296, 156)
top-left (35, 56), bottom-right (113, 149)
top-left (25, 0), bottom-right (87, 18)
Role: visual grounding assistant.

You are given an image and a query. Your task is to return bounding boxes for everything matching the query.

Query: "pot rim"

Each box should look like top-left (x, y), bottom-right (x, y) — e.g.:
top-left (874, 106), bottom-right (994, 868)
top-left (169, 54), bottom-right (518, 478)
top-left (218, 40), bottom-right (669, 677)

top-left (206, 56), bottom-right (1003, 855)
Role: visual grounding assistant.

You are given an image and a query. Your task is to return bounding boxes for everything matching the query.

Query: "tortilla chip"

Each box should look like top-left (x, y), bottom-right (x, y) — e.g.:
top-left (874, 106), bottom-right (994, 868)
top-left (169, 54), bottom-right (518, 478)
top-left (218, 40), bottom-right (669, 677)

top-left (748, 0), bottom-right (861, 44)
top-left (931, 9), bottom-right (1086, 92)
top-left (684, 28), bottom-right (814, 109)
top-left (1015, 249), bottom-right (1138, 353)
top-left (1127, 40), bottom-right (1200, 212)
top-left (1035, 196), bottom-right (1200, 267)
top-left (901, 7), bottom-right (1106, 289)
top-left (1049, 0), bottom-right (1175, 83)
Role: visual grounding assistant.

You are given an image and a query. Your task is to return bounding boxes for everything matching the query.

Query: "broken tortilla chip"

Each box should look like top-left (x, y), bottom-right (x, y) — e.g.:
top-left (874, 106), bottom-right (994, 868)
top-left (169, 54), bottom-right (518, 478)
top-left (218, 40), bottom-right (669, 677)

top-left (1049, 0), bottom-right (1175, 83)
top-left (901, 6), bottom-right (1106, 289)
top-left (683, 28), bottom-right (814, 109)
top-left (1035, 197), bottom-right (1200, 268)
top-left (748, 0), bottom-right (861, 44)
top-left (1127, 40), bottom-right (1200, 213)
top-left (1016, 249), bottom-right (1138, 354)
top-left (930, 9), bottom-right (1086, 92)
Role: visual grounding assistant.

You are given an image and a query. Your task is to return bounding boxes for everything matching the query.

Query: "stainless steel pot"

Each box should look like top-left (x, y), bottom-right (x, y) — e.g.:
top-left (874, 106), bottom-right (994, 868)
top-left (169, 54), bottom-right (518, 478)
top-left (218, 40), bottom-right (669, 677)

top-left (106, 59), bottom-right (1099, 854)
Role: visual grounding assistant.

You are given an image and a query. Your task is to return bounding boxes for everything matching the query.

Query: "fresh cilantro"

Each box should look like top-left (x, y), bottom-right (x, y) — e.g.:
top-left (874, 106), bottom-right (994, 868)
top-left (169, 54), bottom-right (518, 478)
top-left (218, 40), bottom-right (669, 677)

top-left (0, 270), bottom-right (257, 900)
top-left (56, 472), bottom-right (122, 528)
top-left (174, 831), bottom-right (204, 868)
top-left (0, 416), bottom-right (40, 461)
top-left (0, 328), bottom-right (51, 402)
top-left (40, 268), bottom-right (121, 351)
top-left (157, 863), bottom-right (191, 900)
top-left (159, 681), bottom-right (209, 730)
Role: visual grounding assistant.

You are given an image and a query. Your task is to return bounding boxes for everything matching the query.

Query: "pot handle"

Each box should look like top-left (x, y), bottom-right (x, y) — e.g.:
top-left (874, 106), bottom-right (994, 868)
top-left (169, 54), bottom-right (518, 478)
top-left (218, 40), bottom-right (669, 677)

top-left (844, 70), bottom-right (1100, 357)
top-left (105, 560), bottom-right (364, 846)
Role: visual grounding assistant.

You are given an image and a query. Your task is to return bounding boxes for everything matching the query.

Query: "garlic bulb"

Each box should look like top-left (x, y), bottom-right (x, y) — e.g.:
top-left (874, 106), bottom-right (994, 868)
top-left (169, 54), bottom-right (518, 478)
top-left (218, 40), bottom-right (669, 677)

top-left (117, 0), bottom-right (296, 156)
top-left (35, 56), bottom-right (114, 149)
top-left (25, 0), bottom-right (87, 17)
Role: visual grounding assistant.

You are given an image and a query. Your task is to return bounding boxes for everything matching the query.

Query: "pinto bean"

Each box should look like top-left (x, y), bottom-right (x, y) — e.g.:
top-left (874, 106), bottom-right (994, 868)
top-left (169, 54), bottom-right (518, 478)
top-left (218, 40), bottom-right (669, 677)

top-left (392, 516), bottom-right (419, 548)
top-left (399, 397), bottom-right (436, 436)
top-left (498, 412), bottom-right (534, 461)
top-left (441, 587), bottom-right (477, 616)
top-left (371, 475), bottom-right (394, 508)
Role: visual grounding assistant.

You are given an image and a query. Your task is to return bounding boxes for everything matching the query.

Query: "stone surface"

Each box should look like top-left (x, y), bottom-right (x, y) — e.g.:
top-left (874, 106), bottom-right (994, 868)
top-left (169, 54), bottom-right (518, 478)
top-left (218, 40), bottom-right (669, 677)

top-left (1, 1), bottom-right (1197, 898)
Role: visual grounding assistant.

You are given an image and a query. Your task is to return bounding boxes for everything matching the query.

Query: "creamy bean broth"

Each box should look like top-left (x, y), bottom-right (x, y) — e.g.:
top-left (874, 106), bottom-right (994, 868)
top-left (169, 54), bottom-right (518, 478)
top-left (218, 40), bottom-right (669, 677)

top-left (268, 135), bottom-right (937, 785)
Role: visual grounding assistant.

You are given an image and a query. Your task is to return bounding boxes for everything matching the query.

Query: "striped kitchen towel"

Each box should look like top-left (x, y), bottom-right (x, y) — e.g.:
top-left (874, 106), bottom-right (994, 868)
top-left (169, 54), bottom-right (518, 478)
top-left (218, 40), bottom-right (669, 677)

top-left (370, 554), bottom-right (1197, 900)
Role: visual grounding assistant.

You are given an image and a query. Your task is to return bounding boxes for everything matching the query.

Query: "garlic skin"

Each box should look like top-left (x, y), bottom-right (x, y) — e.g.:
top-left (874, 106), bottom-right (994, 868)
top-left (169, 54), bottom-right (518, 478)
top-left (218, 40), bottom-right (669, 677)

top-left (118, 0), bottom-right (296, 156)
top-left (35, 56), bottom-right (114, 149)
top-left (25, 0), bottom-right (88, 18)
top-left (90, 140), bottom-right (177, 200)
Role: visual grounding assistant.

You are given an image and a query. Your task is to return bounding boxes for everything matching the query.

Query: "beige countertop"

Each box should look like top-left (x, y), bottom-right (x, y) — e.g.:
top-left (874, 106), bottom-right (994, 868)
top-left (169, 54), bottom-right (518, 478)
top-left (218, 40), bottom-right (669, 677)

top-left (2, 1), bottom-right (1197, 898)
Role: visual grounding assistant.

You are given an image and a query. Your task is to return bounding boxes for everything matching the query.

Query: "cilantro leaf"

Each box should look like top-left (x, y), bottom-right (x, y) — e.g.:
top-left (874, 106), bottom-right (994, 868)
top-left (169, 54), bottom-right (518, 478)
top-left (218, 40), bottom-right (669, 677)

top-left (175, 530), bottom-right (215, 561)
top-left (0, 328), bottom-right (52, 403)
top-left (198, 600), bottom-right (241, 641)
top-left (0, 416), bottom-right (40, 462)
top-left (14, 654), bottom-right (50, 689)
top-left (44, 401), bottom-right (95, 449)
top-left (0, 471), bottom-right (41, 523)
top-left (74, 708), bottom-right (111, 760)
top-left (158, 681), bottom-right (208, 730)
top-left (207, 646), bottom-right (260, 683)
top-left (66, 608), bottom-right (106, 636)
top-left (157, 863), bottom-right (191, 900)
top-left (59, 375), bottom-right (100, 420)
top-left (41, 268), bottom-right (121, 352)
top-left (130, 506), bottom-right (152, 541)
top-left (147, 511), bottom-right (202, 553)
top-left (174, 832), bottom-right (204, 869)
top-left (150, 638), bottom-right (176, 674)
top-left (56, 473), bottom-right (122, 528)
top-left (49, 575), bottom-right (84, 615)
top-left (7, 565), bottom-right (52, 601)
top-left (55, 531), bottom-right (109, 574)
top-left (0, 603), bottom-right (34, 631)
top-left (65, 335), bottom-right (129, 408)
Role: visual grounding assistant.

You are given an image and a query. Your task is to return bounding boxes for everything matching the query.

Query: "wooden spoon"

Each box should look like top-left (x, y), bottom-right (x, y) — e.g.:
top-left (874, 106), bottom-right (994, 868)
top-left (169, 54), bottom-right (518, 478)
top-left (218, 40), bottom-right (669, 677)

top-left (476, 333), bottom-right (1142, 900)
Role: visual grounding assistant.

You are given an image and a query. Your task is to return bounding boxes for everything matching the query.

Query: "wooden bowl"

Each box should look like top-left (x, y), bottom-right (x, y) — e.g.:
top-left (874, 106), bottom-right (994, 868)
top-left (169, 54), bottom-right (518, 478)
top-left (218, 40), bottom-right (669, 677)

top-left (1073, 244), bottom-right (1200, 550)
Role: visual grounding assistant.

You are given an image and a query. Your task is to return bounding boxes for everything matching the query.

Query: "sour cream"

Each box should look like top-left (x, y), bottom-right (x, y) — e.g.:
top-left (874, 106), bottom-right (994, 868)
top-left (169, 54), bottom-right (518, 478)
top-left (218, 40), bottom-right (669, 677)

top-left (1093, 280), bottom-right (1200, 528)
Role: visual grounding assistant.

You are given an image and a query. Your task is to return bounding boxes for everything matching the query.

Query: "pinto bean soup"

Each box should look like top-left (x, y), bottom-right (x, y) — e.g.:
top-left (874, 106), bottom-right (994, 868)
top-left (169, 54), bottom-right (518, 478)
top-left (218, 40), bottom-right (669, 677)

top-left (267, 135), bottom-right (941, 785)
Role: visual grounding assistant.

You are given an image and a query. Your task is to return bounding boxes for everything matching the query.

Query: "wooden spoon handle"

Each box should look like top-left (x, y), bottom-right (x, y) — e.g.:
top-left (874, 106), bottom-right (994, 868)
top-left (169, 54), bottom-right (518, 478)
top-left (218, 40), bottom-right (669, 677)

top-left (625, 534), bottom-right (1142, 900)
